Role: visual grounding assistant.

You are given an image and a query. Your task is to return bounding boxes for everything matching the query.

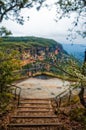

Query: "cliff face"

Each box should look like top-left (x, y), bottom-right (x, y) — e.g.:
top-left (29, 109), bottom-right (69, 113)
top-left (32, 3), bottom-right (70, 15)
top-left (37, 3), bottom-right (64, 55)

top-left (21, 45), bottom-right (61, 65)
top-left (0, 36), bottom-right (68, 66)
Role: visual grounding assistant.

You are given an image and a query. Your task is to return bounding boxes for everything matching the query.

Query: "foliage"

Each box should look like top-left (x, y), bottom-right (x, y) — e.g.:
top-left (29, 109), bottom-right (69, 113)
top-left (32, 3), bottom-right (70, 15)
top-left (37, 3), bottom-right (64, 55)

top-left (0, 50), bottom-right (21, 112)
top-left (0, 0), bottom-right (45, 24)
top-left (70, 107), bottom-right (86, 125)
top-left (0, 50), bottom-right (21, 91)
top-left (0, 92), bottom-right (13, 112)
top-left (65, 59), bottom-right (86, 86)
top-left (53, 0), bottom-right (86, 39)
top-left (0, 26), bottom-right (12, 37)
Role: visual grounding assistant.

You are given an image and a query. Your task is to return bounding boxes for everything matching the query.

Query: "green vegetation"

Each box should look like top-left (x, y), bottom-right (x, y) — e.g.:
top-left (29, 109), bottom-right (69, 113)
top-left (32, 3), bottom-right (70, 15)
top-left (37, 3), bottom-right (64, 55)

top-left (70, 107), bottom-right (86, 126)
top-left (0, 36), bottom-right (63, 50)
top-left (0, 50), bottom-right (21, 113)
top-left (0, 26), bottom-right (12, 37)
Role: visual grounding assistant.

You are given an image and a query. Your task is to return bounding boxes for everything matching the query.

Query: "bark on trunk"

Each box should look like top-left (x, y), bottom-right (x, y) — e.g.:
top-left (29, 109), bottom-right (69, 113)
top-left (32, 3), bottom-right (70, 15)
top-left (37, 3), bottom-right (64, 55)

top-left (78, 86), bottom-right (86, 108)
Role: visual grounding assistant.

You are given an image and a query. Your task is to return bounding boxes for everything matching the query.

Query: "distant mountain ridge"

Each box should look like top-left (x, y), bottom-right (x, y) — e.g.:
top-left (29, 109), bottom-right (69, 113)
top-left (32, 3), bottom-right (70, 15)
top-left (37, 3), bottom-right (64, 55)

top-left (1, 36), bottom-right (85, 62)
top-left (1, 36), bottom-right (67, 54)
top-left (62, 44), bottom-right (86, 62)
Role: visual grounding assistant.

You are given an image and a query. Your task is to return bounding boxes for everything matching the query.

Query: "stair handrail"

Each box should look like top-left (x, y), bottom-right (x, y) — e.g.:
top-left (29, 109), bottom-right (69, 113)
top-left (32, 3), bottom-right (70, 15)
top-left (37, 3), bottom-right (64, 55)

top-left (9, 84), bottom-right (22, 106)
top-left (54, 85), bottom-right (77, 107)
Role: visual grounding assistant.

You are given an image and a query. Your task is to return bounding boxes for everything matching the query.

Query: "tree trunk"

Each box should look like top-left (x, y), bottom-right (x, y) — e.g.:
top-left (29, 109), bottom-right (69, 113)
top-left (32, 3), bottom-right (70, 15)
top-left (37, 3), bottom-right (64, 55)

top-left (78, 86), bottom-right (86, 108)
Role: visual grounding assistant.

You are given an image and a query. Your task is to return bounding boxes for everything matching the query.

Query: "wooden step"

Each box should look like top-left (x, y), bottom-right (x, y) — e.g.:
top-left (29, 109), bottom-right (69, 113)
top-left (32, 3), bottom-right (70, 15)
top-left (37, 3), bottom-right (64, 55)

top-left (18, 105), bottom-right (52, 108)
top-left (20, 102), bottom-right (50, 104)
top-left (11, 115), bottom-right (57, 118)
top-left (17, 110), bottom-right (53, 113)
top-left (17, 109), bottom-right (53, 113)
top-left (8, 123), bottom-right (62, 127)
top-left (17, 112), bottom-right (54, 116)
top-left (20, 99), bottom-right (51, 103)
top-left (21, 98), bottom-right (51, 100)
top-left (19, 104), bottom-right (51, 107)
top-left (8, 123), bottom-right (64, 130)
top-left (10, 117), bottom-right (59, 124)
top-left (17, 107), bottom-right (52, 111)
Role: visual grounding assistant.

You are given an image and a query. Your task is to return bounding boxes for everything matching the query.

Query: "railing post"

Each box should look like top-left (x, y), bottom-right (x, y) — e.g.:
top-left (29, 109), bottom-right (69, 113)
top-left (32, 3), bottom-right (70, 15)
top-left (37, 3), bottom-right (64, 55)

top-left (68, 89), bottom-right (72, 104)
top-left (17, 88), bottom-right (21, 106)
top-left (14, 88), bottom-right (17, 99)
top-left (59, 97), bottom-right (62, 107)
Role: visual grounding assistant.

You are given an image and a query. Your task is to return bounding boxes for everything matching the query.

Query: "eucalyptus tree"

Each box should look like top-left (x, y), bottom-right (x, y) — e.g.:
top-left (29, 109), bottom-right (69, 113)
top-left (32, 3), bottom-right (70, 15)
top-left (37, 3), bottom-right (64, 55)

top-left (54, 0), bottom-right (86, 40)
top-left (0, 50), bottom-right (21, 92)
top-left (0, 0), bottom-right (45, 24)
top-left (0, 50), bottom-right (21, 111)
top-left (0, 26), bottom-right (12, 37)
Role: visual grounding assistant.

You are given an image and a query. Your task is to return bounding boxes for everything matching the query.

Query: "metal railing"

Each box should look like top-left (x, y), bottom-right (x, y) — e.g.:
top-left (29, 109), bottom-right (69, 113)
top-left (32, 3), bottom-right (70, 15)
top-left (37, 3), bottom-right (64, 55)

top-left (54, 85), bottom-right (78, 108)
top-left (9, 84), bottom-right (22, 106)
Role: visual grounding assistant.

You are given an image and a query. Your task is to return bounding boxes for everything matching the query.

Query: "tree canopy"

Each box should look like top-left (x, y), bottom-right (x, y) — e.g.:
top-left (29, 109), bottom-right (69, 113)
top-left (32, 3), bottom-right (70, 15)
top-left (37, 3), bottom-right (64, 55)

top-left (0, 26), bottom-right (12, 37)
top-left (55, 0), bottom-right (86, 39)
top-left (0, 0), bottom-right (45, 24)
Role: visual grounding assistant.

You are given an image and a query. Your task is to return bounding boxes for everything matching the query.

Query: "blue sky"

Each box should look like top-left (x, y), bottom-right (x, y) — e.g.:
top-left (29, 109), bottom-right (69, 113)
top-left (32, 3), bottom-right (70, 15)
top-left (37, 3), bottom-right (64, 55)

top-left (1, 0), bottom-right (86, 44)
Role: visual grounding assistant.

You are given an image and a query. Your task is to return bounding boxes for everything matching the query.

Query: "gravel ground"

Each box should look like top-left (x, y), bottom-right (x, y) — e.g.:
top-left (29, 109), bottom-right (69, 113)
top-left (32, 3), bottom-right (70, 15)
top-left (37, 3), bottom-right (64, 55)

top-left (15, 78), bottom-right (70, 98)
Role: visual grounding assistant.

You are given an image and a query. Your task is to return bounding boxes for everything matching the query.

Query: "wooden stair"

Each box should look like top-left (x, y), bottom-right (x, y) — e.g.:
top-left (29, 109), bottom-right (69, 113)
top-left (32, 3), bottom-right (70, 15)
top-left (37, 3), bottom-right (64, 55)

top-left (7, 98), bottom-right (64, 130)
